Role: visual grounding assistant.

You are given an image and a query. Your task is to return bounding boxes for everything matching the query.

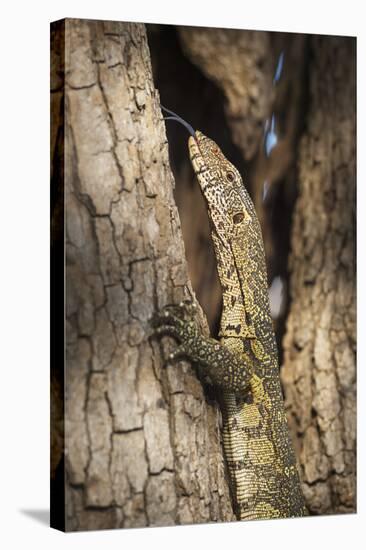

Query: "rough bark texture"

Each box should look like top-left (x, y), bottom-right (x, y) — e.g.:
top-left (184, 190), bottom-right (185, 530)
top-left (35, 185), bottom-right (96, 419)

top-left (51, 18), bottom-right (234, 531)
top-left (280, 36), bottom-right (356, 514)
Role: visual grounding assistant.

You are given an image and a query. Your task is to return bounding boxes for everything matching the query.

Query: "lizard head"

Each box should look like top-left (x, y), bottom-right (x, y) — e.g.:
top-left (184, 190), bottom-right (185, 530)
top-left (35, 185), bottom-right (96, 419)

top-left (161, 105), bottom-right (255, 249)
top-left (188, 130), bottom-right (254, 250)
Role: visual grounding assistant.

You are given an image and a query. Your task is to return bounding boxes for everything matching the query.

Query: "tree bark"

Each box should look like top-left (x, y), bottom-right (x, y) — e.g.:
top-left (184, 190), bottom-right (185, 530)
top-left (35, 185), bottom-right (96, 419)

top-left (280, 36), bottom-right (356, 514)
top-left (51, 18), bottom-right (234, 531)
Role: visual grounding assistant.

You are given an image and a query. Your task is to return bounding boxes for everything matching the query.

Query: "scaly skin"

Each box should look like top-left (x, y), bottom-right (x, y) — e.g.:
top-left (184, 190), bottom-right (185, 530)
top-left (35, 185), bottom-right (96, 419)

top-left (152, 127), bottom-right (307, 520)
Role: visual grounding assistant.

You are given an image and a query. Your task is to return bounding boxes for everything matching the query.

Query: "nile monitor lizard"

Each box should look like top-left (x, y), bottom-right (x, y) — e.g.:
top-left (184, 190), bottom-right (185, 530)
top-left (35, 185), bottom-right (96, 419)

top-left (152, 106), bottom-right (307, 521)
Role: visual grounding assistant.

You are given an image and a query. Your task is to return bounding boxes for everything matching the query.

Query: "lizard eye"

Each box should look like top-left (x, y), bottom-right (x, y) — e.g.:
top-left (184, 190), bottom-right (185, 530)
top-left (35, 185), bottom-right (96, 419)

top-left (226, 171), bottom-right (235, 182)
top-left (233, 212), bottom-right (244, 224)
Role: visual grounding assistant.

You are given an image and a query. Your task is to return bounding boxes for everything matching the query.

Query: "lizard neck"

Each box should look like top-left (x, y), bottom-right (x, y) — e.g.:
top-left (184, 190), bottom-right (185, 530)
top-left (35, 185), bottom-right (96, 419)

top-left (212, 214), bottom-right (278, 367)
top-left (213, 235), bottom-right (255, 341)
top-left (212, 229), bottom-right (272, 343)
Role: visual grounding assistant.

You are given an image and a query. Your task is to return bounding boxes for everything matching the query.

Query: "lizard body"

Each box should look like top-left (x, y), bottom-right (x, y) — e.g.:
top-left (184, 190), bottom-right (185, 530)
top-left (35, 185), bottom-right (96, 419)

top-left (153, 108), bottom-right (307, 520)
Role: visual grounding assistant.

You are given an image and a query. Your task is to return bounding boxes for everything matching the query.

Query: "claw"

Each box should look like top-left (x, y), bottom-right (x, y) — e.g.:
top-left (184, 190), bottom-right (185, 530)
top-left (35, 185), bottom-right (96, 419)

top-left (161, 300), bottom-right (197, 322)
top-left (149, 324), bottom-right (182, 342)
top-left (166, 345), bottom-right (188, 363)
top-left (151, 310), bottom-right (186, 330)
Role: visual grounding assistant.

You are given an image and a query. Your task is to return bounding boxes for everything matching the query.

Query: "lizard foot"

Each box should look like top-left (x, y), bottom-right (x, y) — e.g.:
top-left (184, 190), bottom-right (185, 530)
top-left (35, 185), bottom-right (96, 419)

top-left (149, 303), bottom-right (252, 392)
top-left (149, 301), bottom-right (199, 348)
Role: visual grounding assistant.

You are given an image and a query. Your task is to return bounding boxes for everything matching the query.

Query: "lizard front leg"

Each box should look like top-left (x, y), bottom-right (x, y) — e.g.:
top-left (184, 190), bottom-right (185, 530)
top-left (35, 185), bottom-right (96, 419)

top-left (150, 303), bottom-right (253, 393)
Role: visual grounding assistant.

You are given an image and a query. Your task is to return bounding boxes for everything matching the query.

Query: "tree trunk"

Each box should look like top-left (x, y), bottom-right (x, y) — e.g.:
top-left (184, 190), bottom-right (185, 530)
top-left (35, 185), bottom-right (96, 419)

top-left (280, 36), bottom-right (356, 514)
top-left (51, 18), bottom-right (234, 531)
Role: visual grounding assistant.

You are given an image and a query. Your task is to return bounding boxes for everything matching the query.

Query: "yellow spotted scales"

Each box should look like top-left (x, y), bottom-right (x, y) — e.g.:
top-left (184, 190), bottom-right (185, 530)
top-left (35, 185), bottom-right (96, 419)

top-left (152, 113), bottom-right (307, 520)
